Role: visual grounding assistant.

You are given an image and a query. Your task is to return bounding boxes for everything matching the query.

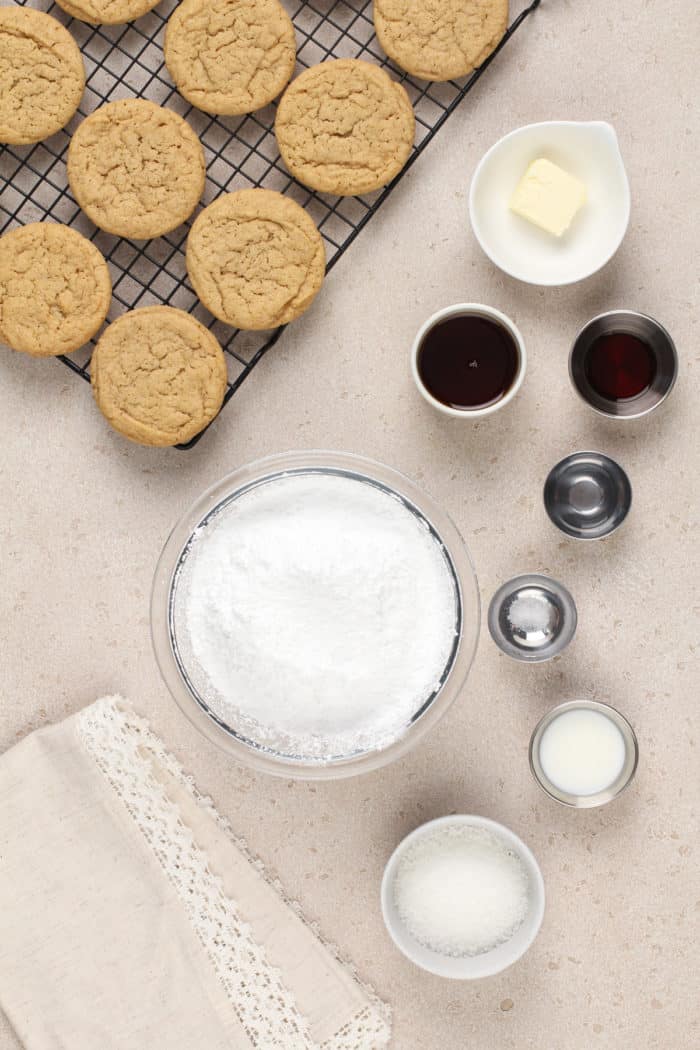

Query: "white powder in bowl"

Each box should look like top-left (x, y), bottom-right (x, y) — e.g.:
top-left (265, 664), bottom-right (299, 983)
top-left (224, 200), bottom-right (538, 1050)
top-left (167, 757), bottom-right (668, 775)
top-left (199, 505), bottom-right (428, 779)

top-left (507, 594), bottom-right (553, 633)
top-left (172, 472), bottom-right (460, 760)
top-left (393, 824), bottom-right (530, 957)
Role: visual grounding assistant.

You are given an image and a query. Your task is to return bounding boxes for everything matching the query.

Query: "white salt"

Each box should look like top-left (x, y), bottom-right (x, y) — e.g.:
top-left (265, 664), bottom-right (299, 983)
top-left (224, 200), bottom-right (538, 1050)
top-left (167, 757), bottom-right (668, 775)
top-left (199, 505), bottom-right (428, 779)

top-left (393, 824), bottom-right (529, 957)
top-left (173, 472), bottom-right (459, 759)
top-left (507, 593), bottom-right (552, 633)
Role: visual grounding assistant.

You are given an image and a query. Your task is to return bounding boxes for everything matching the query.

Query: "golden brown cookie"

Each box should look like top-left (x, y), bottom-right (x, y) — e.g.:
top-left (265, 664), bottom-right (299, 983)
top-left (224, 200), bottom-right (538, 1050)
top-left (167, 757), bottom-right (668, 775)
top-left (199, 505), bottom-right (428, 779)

top-left (54, 0), bottom-right (161, 27)
top-left (0, 223), bottom-right (111, 357)
top-left (67, 99), bottom-right (205, 240)
top-left (274, 59), bottom-right (415, 196)
top-left (165, 0), bottom-right (296, 116)
top-left (91, 306), bottom-right (227, 446)
top-left (0, 7), bottom-right (85, 145)
top-left (373, 0), bottom-right (508, 82)
top-left (186, 189), bottom-right (325, 330)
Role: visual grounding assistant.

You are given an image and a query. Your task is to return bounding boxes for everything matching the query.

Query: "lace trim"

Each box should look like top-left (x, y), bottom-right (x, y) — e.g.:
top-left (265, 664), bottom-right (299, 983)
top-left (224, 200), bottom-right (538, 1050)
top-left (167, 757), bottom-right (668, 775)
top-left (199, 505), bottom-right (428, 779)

top-left (321, 1006), bottom-right (392, 1050)
top-left (76, 697), bottom-right (391, 1050)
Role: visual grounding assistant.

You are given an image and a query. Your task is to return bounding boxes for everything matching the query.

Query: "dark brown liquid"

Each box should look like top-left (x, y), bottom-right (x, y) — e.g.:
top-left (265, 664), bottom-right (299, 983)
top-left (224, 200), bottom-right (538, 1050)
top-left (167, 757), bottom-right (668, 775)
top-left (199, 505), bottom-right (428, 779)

top-left (584, 332), bottom-right (657, 401)
top-left (417, 315), bottom-right (520, 410)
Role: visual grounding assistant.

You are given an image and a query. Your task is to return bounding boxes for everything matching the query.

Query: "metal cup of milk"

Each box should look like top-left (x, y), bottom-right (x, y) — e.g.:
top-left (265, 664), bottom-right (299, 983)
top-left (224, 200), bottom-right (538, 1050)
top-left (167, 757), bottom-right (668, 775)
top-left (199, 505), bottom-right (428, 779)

top-left (529, 699), bottom-right (639, 808)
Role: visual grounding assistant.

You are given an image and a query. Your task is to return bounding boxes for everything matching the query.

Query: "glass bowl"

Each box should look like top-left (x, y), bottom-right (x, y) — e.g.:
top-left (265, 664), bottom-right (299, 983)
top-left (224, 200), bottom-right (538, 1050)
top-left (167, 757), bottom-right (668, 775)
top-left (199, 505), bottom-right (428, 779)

top-left (529, 700), bottom-right (639, 808)
top-left (151, 450), bottom-right (480, 780)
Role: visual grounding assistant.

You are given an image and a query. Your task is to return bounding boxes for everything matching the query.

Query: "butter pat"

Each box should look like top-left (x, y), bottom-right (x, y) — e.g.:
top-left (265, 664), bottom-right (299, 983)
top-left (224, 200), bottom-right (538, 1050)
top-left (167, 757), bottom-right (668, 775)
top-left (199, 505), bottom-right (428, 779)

top-left (509, 158), bottom-right (587, 237)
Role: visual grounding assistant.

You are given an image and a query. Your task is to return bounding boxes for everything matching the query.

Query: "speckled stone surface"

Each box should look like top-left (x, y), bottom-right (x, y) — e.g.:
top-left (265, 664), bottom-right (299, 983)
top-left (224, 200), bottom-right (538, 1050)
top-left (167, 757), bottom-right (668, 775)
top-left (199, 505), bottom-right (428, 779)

top-left (0, 0), bottom-right (697, 1046)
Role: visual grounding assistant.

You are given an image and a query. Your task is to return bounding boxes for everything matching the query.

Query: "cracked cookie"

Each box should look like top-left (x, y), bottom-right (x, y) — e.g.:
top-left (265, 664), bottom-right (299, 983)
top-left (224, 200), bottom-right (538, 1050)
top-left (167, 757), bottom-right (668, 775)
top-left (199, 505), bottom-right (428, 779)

top-left (0, 222), bottom-right (111, 357)
top-left (274, 58), bottom-right (415, 196)
top-left (165, 0), bottom-right (296, 116)
top-left (54, 0), bottom-right (161, 27)
top-left (186, 189), bottom-right (325, 330)
top-left (91, 306), bottom-right (227, 446)
top-left (67, 99), bottom-right (205, 240)
top-left (373, 0), bottom-right (508, 82)
top-left (0, 7), bottom-right (85, 145)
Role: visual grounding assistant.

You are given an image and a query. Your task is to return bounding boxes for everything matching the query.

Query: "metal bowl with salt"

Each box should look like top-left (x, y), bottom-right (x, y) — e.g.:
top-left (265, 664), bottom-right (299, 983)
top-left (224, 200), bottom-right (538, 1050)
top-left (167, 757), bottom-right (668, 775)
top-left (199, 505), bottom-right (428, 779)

top-left (488, 574), bottom-right (577, 662)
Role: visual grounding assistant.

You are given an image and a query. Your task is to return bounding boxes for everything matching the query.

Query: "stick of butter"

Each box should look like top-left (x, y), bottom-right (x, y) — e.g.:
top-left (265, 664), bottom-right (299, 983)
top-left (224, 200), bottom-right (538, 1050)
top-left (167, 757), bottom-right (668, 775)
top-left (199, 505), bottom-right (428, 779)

top-left (509, 158), bottom-right (587, 237)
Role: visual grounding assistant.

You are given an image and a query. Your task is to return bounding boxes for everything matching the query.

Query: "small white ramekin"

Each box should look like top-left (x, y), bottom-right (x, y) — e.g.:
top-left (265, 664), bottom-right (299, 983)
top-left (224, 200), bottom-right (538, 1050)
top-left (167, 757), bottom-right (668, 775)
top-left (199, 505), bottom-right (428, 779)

top-left (410, 303), bottom-right (526, 418)
top-left (381, 814), bottom-right (545, 979)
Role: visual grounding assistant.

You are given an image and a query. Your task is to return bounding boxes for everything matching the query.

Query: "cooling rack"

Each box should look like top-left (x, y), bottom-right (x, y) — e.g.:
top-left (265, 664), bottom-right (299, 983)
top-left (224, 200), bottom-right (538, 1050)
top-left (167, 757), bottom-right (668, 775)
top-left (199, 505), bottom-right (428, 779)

top-left (1, 0), bottom-right (541, 447)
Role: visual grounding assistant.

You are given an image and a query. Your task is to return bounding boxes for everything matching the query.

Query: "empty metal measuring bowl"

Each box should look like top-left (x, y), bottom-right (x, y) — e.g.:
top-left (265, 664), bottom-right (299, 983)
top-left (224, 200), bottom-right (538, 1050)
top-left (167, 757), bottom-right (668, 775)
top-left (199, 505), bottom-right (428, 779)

top-left (488, 574), bottom-right (577, 662)
top-left (544, 451), bottom-right (631, 540)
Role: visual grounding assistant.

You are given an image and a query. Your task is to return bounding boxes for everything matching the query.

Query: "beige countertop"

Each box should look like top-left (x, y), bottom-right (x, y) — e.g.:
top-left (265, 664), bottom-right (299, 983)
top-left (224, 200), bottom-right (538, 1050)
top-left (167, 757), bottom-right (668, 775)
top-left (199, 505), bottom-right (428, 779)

top-left (1, 0), bottom-right (698, 1046)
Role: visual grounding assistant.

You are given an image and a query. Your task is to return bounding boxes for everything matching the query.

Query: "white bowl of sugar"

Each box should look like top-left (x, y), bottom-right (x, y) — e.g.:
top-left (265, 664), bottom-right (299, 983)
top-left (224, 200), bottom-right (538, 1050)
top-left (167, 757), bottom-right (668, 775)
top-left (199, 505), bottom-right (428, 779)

top-left (381, 815), bottom-right (545, 979)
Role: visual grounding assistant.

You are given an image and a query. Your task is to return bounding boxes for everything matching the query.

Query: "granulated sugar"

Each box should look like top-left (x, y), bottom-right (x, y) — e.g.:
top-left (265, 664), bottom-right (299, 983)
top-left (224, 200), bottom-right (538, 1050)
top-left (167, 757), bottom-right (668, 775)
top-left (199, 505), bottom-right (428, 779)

top-left (173, 472), bottom-right (459, 759)
top-left (393, 824), bottom-right (529, 957)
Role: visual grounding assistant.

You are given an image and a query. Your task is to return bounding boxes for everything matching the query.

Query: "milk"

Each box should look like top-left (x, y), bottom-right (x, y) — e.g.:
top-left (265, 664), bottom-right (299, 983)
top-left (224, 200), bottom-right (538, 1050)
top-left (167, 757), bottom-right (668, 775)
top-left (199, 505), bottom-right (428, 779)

top-left (538, 707), bottom-right (626, 796)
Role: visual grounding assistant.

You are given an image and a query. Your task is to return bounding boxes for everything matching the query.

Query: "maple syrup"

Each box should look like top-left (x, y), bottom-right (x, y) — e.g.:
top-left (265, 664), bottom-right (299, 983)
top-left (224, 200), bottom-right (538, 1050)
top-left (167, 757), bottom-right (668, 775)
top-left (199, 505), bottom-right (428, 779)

top-left (417, 314), bottom-right (520, 411)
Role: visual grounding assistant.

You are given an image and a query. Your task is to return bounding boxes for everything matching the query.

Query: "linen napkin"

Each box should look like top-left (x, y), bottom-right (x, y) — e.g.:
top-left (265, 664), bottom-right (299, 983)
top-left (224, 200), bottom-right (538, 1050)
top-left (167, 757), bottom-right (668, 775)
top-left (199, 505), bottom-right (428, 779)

top-left (0, 697), bottom-right (392, 1050)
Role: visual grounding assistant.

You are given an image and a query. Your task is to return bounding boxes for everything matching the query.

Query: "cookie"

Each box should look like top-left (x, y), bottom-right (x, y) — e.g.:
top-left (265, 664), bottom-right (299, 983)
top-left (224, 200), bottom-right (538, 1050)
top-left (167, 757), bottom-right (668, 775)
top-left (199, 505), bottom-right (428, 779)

top-left (186, 189), bottom-right (325, 330)
top-left (165, 0), bottom-right (296, 116)
top-left (54, 0), bottom-right (161, 27)
top-left (91, 306), bottom-right (227, 446)
top-left (67, 99), bottom-right (205, 240)
top-left (0, 223), bottom-right (111, 357)
top-left (373, 0), bottom-right (508, 82)
top-left (274, 59), bottom-right (415, 196)
top-left (0, 7), bottom-right (85, 146)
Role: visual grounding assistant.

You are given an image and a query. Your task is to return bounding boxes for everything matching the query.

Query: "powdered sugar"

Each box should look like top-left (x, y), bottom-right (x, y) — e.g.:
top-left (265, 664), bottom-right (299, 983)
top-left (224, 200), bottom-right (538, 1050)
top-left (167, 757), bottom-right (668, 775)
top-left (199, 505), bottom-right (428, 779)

top-left (172, 471), bottom-right (459, 761)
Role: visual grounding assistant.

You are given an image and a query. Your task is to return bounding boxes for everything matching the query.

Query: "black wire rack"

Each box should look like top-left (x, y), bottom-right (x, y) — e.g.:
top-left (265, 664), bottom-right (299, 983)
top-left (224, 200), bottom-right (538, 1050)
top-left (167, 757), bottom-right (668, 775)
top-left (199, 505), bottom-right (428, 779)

top-left (1, 0), bottom-right (541, 448)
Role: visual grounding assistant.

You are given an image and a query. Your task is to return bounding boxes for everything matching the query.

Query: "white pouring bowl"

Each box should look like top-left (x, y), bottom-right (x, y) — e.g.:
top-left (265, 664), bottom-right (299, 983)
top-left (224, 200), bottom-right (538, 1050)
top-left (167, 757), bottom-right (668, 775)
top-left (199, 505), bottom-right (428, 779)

top-left (381, 815), bottom-right (545, 979)
top-left (469, 121), bottom-right (631, 286)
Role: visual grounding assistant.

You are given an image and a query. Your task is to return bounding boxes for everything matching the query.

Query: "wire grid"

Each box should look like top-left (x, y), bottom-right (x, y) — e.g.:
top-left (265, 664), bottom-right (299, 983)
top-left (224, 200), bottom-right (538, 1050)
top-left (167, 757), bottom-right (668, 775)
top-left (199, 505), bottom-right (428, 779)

top-left (1, 0), bottom-right (541, 448)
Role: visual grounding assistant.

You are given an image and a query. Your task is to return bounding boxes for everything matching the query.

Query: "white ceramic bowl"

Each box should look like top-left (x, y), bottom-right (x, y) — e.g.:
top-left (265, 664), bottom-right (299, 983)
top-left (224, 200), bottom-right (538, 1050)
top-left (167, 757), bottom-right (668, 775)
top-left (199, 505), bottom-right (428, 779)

top-left (410, 303), bottom-right (526, 418)
top-left (381, 815), bottom-right (545, 979)
top-left (469, 121), bottom-right (631, 286)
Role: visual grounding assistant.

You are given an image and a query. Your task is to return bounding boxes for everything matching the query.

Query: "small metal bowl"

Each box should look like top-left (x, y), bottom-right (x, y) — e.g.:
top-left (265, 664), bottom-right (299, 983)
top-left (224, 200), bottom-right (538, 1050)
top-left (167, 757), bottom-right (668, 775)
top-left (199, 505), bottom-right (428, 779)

top-left (529, 700), bottom-right (639, 808)
top-left (544, 451), bottom-right (631, 540)
top-left (569, 309), bottom-right (678, 419)
top-left (488, 574), bottom-right (577, 662)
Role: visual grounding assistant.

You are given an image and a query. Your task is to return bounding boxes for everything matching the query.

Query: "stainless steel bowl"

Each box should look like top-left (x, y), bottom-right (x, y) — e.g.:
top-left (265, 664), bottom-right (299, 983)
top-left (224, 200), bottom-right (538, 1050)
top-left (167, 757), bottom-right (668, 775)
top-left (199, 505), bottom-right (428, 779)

top-left (488, 574), bottom-right (577, 662)
top-left (544, 451), bottom-right (632, 540)
top-left (569, 309), bottom-right (678, 419)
